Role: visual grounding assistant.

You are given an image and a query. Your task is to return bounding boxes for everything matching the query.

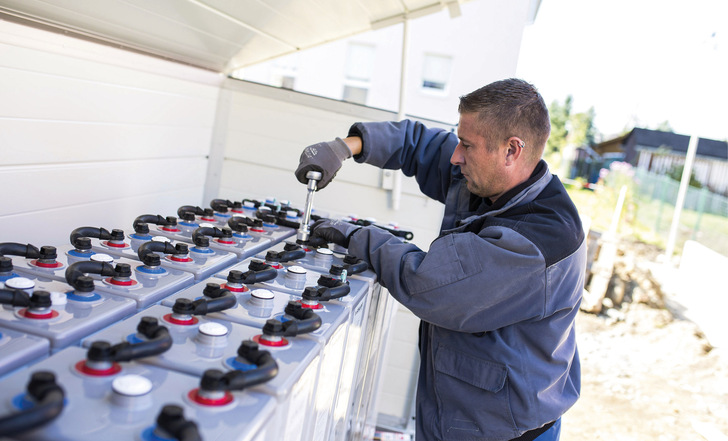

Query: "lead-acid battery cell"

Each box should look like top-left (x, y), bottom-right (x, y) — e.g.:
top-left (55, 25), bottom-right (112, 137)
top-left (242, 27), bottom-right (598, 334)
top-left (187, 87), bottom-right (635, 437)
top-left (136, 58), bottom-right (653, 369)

top-left (0, 275), bottom-right (135, 352)
top-left (0, 324), bottom-right (49, 379)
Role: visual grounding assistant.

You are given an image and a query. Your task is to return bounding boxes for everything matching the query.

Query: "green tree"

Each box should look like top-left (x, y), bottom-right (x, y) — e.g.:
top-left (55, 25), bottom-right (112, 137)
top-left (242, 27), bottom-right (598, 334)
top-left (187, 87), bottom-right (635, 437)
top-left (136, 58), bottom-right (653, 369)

top-left (654, 120), bottom-right (673, 132)
top-left (667, 163), bottom-right (702, 188)
top-left (547, 96), bottom-right (598, 154)
top-left (569, 106), bottom-right (597, 146)
top-left (547, 96), bottom-right (572, 155)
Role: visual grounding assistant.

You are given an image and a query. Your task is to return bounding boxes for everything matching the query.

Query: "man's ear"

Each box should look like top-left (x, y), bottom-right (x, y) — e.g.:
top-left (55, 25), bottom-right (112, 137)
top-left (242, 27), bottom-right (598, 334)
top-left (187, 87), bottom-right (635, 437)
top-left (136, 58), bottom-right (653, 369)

top-left (504, 137), bottom-right (524, 165)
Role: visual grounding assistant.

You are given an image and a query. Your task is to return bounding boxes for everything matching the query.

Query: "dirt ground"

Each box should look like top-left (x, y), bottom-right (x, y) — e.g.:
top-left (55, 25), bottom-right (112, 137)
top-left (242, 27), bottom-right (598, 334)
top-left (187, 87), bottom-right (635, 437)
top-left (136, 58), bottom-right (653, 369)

top-left (561, 240), bottom-right (728, 441)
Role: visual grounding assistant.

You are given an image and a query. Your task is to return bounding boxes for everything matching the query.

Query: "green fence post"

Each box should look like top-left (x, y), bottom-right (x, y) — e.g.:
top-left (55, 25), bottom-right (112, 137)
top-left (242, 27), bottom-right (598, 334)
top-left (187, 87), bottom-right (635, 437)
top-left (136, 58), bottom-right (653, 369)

top-left (692, 187), bottom-right (709, 240)
top-left (656, 174), bottom-right (668, 233)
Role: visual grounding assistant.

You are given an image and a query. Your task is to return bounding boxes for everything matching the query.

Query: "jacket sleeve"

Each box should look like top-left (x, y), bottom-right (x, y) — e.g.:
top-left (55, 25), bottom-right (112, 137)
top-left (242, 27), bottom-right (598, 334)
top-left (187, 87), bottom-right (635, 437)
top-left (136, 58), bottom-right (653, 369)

top-left (348, 120), bottom-right (458, 204)
top-left (347, 224), bottom-right (548, 333)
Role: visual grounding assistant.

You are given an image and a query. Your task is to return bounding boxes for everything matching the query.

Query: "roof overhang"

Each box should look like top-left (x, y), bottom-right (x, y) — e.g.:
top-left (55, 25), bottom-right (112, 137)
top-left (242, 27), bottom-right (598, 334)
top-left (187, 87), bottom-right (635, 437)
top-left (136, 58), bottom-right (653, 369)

top-left (0, 0), bottom-right (475, 74)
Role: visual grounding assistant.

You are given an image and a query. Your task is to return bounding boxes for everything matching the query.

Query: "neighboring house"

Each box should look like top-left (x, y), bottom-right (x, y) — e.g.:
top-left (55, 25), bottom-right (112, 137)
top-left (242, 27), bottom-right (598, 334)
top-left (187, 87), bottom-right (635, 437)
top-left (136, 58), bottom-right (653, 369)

top-left (593, 128), bottom-right (728, 196)
top-left (570, 144), bottom-right (623, 185)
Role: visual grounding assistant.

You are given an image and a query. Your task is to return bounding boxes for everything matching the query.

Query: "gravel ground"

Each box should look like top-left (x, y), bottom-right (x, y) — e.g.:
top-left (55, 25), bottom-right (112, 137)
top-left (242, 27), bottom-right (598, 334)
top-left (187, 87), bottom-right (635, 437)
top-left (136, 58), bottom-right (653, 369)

top-left (561, 241), bottom-right (728, 441)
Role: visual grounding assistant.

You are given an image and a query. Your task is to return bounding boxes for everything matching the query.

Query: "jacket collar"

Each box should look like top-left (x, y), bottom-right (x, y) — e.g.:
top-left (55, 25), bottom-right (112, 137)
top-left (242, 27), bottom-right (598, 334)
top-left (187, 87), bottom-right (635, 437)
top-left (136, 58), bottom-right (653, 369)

top-left (456, 160), bottom-right (552, 227)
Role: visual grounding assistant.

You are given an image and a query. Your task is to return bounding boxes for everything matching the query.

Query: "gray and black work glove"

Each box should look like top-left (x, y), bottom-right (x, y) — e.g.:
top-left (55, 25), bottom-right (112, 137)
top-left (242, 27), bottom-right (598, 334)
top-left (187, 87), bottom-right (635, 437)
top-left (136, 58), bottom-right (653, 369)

top-left (295, 138), bottom-right (352, 190)
top-left (311, 219), bottom-right (361, 248)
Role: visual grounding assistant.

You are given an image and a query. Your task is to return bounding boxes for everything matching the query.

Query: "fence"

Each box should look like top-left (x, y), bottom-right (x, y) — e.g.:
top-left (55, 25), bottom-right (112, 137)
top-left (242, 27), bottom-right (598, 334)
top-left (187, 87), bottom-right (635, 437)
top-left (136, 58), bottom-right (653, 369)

top-left (603, 166), bottom-right (728, 258)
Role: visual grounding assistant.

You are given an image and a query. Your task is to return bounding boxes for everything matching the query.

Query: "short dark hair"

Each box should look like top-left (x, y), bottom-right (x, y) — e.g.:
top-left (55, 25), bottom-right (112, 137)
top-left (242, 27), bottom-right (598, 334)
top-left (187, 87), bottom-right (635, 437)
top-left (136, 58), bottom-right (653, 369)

top-left (458, 78), bottom-right (550, 163)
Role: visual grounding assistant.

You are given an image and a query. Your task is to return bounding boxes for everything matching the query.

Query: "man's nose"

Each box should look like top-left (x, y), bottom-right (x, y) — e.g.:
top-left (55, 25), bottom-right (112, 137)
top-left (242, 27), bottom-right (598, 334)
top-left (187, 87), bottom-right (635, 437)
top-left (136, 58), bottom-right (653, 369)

top-left (451, 142), bottom-right (464, 165)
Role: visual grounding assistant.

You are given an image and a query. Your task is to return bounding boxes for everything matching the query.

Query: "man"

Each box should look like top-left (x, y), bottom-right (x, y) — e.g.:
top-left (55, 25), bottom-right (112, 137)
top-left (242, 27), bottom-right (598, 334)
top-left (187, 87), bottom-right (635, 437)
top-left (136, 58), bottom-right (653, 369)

top-left (295, 78), bottom-right (585, 441)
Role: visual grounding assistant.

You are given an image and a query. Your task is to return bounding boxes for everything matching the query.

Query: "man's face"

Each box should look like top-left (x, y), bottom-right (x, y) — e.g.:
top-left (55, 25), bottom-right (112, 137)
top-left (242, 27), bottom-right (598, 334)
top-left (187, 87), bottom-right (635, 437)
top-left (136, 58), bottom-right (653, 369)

top-left (451, 112), bottom-right (508, 201)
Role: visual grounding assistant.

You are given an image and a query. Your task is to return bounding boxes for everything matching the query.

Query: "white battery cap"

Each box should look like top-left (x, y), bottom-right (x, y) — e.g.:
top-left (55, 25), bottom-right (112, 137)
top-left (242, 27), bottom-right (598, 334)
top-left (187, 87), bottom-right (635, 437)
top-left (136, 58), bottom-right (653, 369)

top-left (90, 253), bottom-right (114, 263)
top-left (287, 265), bottom-right (306, 275)
top-left (112, 375), bottom-right (153, 397)
top-left (198, 322), bottom-right (228, 337)
top-left (315, 248), bottom-right (333, 256)
top-left (5, 277), bottom-right (35, 290)
top-left (251, 289), bottom-right (275, 300)
top-left (151, 236), bottom-right (170, 243)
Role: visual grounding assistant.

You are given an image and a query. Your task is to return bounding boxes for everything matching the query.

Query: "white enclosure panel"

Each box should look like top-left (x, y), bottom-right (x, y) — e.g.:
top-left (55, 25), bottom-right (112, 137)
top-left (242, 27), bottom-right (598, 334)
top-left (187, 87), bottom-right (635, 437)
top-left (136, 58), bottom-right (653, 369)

top-left (222, 130), bottom-right (382, 189)
top-left (228, 90), bottom-right (362, 137)
top-left (223, 94), bottom-right (370, 169)
top-left (0, 44), bottom-right (221, 99)
top-left (0, 187), bottom-right (205, 247)
top-left (0, 66), bottom-right (217, 127)
top-left (0, 157), bottom-right (208, 217)
top-left (0, 19), bottom-right (223, 85)
top-left (0, 119), bottom-right (211, 166)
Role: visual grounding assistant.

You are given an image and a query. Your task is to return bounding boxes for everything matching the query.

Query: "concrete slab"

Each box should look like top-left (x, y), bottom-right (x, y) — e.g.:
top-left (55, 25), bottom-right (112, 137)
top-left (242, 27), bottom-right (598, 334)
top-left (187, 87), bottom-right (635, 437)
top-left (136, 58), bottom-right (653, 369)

top-left (658, 240), bottom-right (728, 350)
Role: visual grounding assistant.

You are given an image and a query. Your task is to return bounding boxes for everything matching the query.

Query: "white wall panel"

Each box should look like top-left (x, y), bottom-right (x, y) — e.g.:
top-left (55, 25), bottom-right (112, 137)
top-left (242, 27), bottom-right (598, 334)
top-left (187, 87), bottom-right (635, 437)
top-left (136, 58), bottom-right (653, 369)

top-left (0, 187), bottom-right (204, 248)
top-left (0, 158), bottom-right (207, 216)
top-left (0, 119), bottom-right (210, 165)
top-left (0, 67), bottom-right (216, 126)
top-left (0, 20), bottom-right (222, 246)
top-left (0, 44), bottom-right (220, 99)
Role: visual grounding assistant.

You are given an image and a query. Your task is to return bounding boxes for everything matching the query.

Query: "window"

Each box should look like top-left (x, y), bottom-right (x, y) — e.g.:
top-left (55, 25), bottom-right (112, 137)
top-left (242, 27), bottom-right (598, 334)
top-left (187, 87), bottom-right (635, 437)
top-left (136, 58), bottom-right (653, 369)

top-left (345, 43), bottom-right (375, 81)
top-left (342, 43), bottom-right (375, 104)
top-left (422, 53), bottom-right (452, 92)
top-left (279, 75), bottom-right (295, 90)
top-left (272, 54), bottom-right (298, 89)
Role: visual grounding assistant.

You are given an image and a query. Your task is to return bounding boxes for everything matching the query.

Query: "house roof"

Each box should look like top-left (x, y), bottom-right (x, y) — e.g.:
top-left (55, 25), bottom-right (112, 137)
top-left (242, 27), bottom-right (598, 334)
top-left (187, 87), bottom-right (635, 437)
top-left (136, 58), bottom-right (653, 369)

top-left (609, 128), bottom-right (728, 160)
top-left (593, 132), bottom-right (630, 154)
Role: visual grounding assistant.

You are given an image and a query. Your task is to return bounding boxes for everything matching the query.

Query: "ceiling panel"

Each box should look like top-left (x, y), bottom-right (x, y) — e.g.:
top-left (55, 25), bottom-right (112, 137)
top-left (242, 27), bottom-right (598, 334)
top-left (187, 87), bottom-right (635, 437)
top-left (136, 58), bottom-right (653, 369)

top-left (0, 0), bottom-right (472, 73)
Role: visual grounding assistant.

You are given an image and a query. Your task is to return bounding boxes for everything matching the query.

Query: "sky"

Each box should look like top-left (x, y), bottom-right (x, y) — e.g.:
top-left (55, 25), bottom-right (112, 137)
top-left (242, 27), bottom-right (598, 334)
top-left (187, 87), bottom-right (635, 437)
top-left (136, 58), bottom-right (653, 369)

top-left (515, 0), bottom-right (728, 141)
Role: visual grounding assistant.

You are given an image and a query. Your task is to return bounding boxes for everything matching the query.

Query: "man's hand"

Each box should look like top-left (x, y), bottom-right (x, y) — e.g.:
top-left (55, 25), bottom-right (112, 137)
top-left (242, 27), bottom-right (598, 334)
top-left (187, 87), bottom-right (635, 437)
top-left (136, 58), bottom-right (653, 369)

top-left (310, 219), bottom-right (361, 248)
top-left (295, 138), bottom-right (352, 190)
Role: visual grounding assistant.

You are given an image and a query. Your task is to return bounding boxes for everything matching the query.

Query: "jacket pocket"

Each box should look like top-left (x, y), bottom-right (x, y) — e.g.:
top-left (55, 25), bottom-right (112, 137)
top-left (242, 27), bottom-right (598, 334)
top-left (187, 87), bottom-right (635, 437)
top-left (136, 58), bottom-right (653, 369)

top-left (434, 345), bottom-right (517, 441)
